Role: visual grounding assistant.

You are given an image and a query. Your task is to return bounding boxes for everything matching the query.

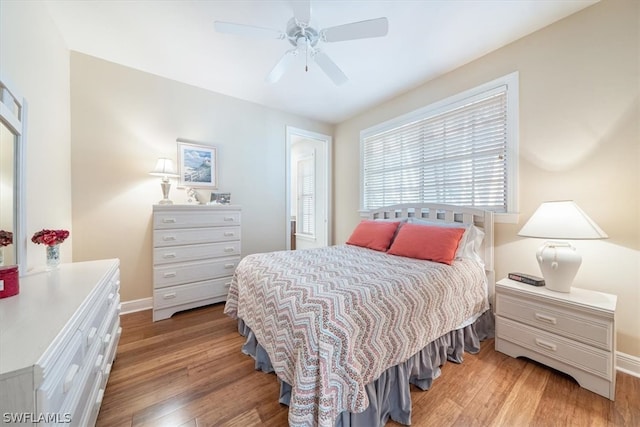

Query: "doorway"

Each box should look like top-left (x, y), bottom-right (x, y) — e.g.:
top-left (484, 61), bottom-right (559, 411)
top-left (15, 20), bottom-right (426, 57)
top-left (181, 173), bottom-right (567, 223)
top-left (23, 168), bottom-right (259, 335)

top-left (286, 127), bottom-right (331, 250)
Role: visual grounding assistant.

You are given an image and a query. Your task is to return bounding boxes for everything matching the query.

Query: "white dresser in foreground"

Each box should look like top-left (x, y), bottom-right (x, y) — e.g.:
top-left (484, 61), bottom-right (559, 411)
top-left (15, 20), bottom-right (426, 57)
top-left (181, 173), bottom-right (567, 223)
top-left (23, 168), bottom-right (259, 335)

top-left (0, 259), bottom-right (122, 426)
top-left (495, 278), bottom-right (617, 400)
top-left (152, 205), bottom-right (241, 322)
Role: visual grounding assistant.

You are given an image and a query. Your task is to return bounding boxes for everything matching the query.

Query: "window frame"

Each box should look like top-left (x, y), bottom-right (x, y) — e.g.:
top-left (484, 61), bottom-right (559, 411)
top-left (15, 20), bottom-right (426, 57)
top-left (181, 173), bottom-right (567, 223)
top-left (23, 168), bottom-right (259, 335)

top-left (359, 72), bottom-right (519, 223)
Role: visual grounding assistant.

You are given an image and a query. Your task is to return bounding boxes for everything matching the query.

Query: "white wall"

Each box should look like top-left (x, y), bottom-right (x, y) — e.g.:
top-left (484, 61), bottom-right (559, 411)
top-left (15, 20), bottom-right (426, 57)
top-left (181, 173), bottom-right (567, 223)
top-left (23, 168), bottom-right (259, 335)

top-left (333, 0), bottom-right (640, 357)
top-left (0, 0), bottom-right (73, 272)
top-left (70, 53), bottom-right (333, 302)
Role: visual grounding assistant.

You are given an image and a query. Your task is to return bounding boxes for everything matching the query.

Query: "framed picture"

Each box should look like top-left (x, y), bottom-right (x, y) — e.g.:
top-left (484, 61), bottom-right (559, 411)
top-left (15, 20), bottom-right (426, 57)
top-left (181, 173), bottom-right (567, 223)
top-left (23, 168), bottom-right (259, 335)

top-left (177, 139), bottom-right (217, 188)
top-left (210, 192), bottom-right (231, 205)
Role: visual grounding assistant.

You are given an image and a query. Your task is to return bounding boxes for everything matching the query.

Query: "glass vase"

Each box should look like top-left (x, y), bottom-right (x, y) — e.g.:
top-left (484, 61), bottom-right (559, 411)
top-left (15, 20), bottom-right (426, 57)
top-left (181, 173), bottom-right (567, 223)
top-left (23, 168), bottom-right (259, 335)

top-left (46, 244), bottom-right (60, 270)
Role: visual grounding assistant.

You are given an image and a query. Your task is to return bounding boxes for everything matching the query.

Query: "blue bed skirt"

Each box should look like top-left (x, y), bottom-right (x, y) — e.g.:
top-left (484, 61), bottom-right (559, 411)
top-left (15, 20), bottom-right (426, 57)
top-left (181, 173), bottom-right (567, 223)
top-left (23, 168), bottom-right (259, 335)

top-left (237, 310), bottom-right (494, 426)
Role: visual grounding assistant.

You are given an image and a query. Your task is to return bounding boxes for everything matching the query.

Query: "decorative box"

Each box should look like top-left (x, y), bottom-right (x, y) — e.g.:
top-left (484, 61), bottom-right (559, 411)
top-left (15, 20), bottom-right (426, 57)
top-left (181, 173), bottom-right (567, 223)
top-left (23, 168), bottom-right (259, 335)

top-left (0, 265), bottom-right (19, 298)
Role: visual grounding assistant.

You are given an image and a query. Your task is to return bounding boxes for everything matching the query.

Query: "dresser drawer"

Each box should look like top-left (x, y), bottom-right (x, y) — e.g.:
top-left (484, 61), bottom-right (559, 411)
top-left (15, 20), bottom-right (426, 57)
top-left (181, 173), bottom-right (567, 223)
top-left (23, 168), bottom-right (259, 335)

top-left (154, 241), bottom-right (241, 265)
top-left (154, 210), bottom-right (241, 229)
top-left (496, 316), bottom-right (613, 380)
top-left (154, 226), bottom-right (240, 247)
top-left (154, 257), bottom-right (239, 288)
top-left (154, 277), bottom-right (232, 309)
top-left (37, 330), bottom-right (85, 414)
top-left (496, 293), bottom-right (613, 350)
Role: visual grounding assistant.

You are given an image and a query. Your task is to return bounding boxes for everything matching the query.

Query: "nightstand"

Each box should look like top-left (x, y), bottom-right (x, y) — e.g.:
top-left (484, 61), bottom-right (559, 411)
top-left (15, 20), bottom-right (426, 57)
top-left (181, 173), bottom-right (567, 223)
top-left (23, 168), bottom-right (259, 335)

top-left (495, 278), bottom-right (617, 400)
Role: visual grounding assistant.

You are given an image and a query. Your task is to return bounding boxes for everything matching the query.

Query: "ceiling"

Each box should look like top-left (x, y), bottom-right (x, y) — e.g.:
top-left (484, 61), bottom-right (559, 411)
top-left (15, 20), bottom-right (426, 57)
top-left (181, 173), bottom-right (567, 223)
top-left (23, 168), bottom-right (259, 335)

top-left (44, 0), bottom-right (598, 124)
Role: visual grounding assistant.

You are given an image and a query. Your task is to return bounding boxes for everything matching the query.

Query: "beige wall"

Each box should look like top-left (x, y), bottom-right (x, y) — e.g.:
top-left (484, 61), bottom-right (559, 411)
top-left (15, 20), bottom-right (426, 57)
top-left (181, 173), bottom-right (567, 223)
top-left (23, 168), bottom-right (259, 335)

top-left (0, 0), bottom-right (73, 271)
top-left (70, 53), bottom-right (333, 302)
top-left (334, 0), bottom-right (640, 357)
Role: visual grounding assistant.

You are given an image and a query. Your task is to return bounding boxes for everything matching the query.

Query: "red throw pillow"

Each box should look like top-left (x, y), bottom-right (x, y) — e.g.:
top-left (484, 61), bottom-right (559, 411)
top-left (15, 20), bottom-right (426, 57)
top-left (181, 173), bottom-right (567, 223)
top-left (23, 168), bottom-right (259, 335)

top-left (387, 223), bottom-right (465, 265)
top-left (346, 220), bottom-right (401, 252)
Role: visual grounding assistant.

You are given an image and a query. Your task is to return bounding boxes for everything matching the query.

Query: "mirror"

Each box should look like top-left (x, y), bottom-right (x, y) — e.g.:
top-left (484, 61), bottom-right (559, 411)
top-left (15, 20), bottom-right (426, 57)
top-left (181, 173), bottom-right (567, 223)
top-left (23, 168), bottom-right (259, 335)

top-left (0, 78), bottom-right (26, 274)
top-left (0, 122), bottom-right (15, 265)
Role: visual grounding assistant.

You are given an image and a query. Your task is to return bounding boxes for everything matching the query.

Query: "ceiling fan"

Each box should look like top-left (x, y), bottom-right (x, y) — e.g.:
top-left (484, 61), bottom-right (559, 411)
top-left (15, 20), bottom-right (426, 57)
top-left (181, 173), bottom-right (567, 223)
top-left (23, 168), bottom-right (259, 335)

top-left (214, 0), bottom-right (388, 85)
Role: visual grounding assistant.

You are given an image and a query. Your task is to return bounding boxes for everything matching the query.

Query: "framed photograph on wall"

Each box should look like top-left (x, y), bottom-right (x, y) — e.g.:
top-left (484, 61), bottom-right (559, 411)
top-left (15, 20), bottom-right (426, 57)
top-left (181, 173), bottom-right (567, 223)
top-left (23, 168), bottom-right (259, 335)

top-left (177, 139), bottom-right (217, 188)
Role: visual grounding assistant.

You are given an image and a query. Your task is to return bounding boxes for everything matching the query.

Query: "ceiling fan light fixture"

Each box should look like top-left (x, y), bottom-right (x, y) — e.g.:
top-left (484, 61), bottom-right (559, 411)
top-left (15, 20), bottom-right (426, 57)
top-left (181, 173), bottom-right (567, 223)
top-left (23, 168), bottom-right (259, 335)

top-left (213, 0), bottom-right (388, 84)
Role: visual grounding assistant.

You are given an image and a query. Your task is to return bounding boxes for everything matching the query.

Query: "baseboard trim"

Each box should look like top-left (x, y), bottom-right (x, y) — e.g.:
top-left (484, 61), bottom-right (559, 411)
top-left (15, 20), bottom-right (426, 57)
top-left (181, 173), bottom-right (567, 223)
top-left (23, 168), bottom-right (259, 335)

top-left (617, 351), bottom-right (640, 378)
top-left (120, 297), bottom-right (152, 315)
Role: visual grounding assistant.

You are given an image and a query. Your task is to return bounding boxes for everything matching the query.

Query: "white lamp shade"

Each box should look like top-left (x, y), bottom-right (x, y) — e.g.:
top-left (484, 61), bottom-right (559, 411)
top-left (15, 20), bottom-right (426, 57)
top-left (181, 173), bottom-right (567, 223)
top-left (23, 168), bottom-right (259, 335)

top-left (518, 201), bottom-right (608, 240)
top-left (149, 158), bottom-right (179, 177)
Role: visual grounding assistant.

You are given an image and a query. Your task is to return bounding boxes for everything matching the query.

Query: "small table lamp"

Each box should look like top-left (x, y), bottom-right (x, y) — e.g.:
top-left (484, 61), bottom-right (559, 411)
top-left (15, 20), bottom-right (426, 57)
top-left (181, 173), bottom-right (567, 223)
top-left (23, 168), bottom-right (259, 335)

top-left (149, 158), bottom-right (179, 205)
top-left (517, 201), bottom-right (608, 293)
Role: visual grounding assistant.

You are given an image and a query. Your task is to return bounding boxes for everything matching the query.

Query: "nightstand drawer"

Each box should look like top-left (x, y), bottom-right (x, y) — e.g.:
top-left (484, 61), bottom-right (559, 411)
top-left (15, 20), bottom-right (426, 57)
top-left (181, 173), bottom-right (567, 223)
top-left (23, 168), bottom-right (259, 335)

top-left (496, 316), bottom-right (613, 380)
top-left (496, 293), bottom-right (613, 350)
top-left (154, 241), bottom-right (241, 265)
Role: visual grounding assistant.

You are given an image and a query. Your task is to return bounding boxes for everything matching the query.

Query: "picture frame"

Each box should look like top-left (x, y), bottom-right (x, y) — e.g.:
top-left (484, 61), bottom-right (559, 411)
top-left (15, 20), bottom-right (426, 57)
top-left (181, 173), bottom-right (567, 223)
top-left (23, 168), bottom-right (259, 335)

top-left (210, 192), bottom-right (231, 205)
top-left (177, 139), bottom-right (217, 188)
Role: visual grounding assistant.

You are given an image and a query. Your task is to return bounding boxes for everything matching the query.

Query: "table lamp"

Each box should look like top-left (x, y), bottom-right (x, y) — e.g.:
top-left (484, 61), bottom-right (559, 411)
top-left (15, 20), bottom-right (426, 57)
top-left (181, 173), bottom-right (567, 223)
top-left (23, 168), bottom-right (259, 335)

top-left (517, 201), bottom-right (608, 293)
top-left (149, 158), bottom-right (179, 205)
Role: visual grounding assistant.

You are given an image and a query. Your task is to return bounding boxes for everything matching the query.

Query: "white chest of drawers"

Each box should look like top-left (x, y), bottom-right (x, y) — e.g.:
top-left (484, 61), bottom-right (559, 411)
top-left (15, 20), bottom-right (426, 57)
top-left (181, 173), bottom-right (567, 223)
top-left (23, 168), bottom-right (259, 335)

top-left (0, 259), bottom-right (122, 426)
top-left (152, 205), bottom-right (241, 321)
top-left (495, 278), bottom-right (617, 400)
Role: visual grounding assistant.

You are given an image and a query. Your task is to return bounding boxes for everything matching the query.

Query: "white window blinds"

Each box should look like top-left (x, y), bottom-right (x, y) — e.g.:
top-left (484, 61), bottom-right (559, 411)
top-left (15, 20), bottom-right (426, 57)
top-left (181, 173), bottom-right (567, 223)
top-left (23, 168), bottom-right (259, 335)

top-left (297, 156), bottom-right (315, 236)
top-left (361, 75), bottom-right (517, 213)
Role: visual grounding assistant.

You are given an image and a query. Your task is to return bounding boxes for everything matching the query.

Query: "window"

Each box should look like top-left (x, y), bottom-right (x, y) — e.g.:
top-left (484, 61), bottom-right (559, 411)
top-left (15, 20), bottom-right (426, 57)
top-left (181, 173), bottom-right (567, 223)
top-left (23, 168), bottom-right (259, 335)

top-left (360, 73), bottom-right (518, 216)
top-left (297, 154), bottom-right (315, 236)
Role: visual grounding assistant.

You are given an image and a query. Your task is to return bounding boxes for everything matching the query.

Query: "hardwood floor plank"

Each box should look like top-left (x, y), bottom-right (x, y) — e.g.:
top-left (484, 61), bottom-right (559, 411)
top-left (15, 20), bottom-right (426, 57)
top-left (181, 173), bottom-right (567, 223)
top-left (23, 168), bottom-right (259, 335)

top-left (489, 362), bottom-right (550, 426)
top-left (96, 304), bottom-right (640, 427)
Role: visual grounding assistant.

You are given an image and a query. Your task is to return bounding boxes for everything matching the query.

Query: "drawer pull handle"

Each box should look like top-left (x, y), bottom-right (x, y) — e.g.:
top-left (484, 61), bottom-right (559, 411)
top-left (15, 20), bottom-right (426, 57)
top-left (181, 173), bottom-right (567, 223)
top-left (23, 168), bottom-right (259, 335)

top-left (223, 232), bottom-right (235, 237)
top-left (95, 389), bottom-right (105, 408)
top-left (108, 293), bottom-right (115, 304)
top-left (163, 253), bottom-right (177, 259)
top-left (95, 354), bottom-right (104, 369)
top-left (104, 363), bottom-right (112, 376)
top-left (163, 292), bottom-right (177, 300)
top-left (224, 247), bottom-right (235, 253)
top-left (163, 236), bottom-right (177, 241)
top-left (535, 339), bottom-right (557, 352)
top-left (224, 263), bottom-right (235, 269)
top-left (162, 218), bottom-right (177, 223)
top-left (63, 364), bottom-right (80, 393)
top-left (87, 327), bottom-right (98, 346)
top-left (224, 216), bottom-right (235, 221)
top-left (103, 333), bottom-right (112, 346)
top-left (163, 272), bottom-right (177, 278)
top-left (534, 313), bottom-right (557, 325)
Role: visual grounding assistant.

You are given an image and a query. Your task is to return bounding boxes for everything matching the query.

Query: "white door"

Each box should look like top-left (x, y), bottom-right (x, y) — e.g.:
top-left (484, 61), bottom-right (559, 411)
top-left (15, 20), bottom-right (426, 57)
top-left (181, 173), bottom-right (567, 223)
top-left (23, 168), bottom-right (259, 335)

top-left (286, 127), bottom-right (331, 250)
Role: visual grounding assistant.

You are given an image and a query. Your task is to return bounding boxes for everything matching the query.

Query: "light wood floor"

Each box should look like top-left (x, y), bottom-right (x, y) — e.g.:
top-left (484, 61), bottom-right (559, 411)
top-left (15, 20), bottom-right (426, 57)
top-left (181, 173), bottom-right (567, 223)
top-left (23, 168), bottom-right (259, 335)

top-left (97, 303), bottom-right (640, 427)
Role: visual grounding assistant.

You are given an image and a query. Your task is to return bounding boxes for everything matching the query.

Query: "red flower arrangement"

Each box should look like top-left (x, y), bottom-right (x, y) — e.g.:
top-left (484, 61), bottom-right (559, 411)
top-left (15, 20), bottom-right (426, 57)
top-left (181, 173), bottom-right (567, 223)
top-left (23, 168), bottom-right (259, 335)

top-left (0, 230), bottom-right (12, 247)
top-left (31, 229), bottom-right (70, 246)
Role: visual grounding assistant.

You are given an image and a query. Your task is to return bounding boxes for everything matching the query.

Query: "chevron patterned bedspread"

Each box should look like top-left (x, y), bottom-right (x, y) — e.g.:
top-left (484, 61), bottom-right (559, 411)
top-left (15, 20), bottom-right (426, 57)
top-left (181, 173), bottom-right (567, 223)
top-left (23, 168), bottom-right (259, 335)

top-left (224, 244), bottom-right (488, 427)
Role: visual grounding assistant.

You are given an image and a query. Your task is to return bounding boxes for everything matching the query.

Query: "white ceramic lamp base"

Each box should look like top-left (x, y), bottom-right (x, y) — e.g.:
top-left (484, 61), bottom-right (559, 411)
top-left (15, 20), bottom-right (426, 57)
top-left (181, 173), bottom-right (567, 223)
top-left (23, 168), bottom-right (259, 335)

top-left (158, 179), bottom-right (174, 205)
top-left (536, 241), bottom-right (582, 293)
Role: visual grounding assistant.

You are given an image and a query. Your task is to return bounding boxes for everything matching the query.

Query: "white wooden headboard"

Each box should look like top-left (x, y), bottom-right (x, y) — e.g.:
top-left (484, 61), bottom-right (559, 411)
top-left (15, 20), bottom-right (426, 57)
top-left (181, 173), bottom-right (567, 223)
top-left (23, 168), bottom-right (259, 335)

top-left (366, 203), bottom-right (495, 296)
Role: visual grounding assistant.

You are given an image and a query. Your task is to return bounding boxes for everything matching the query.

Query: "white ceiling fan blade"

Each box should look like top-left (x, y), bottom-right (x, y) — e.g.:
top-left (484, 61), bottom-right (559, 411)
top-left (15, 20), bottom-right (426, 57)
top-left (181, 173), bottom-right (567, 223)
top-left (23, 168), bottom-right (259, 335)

top-left (322, 17), bottom-right (389, 42)
top-left (214, 21), bottom-right (284, 40)
top-left (313, 51), bottom-right (348, 85)
top-left (291, 0), bottom-right (311, 26)
top-left (266, 50), bottom-right (298, 83)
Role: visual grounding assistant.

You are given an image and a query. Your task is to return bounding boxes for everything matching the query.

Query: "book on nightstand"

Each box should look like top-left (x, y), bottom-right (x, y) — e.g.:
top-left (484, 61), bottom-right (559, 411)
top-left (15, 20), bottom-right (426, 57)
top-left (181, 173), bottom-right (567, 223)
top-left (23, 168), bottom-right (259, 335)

top-left (507, 272), bottom-right (545, 287)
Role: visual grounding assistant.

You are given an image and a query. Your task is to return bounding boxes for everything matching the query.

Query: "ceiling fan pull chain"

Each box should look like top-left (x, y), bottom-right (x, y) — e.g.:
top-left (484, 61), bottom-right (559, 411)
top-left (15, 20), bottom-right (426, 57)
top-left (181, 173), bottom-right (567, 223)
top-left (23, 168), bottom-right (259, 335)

top-left (305, 39), bottom-right (310, 72)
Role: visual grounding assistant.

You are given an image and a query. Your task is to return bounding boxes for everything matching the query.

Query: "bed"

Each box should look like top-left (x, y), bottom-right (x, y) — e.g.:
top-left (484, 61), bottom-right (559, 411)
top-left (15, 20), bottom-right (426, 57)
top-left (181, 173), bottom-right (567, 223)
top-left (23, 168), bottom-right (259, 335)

top-left (224, 203), bottom-right (495, 427)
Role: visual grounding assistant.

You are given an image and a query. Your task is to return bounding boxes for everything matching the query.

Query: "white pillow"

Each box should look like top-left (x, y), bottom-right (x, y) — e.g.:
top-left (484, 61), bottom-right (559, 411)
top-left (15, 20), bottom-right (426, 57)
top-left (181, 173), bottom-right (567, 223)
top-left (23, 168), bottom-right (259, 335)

top-left (407, 217), bottom-right (485, 263)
